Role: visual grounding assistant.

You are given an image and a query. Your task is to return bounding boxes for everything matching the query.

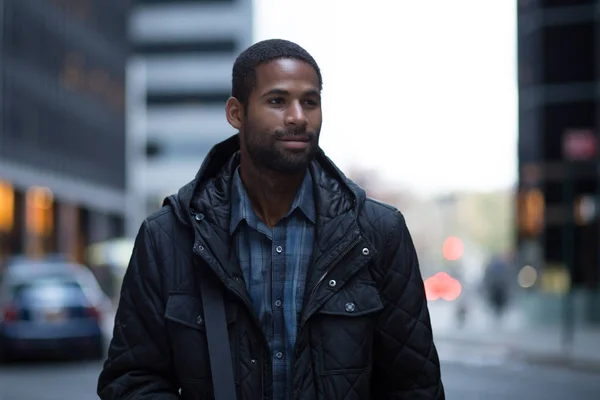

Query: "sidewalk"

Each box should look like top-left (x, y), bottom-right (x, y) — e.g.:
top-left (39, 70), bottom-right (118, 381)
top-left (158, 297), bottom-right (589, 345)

top-left (429, 299), bottom-right (600, 372)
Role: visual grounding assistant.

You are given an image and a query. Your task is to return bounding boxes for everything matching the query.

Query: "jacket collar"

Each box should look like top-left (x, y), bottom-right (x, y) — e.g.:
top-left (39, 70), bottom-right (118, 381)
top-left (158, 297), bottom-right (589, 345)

top-left (171, 134), bottom-right (365, 229)
top-left (229, 165), bottom-right (316, 235)
top-left (165, 134), bottom-right (368, 291)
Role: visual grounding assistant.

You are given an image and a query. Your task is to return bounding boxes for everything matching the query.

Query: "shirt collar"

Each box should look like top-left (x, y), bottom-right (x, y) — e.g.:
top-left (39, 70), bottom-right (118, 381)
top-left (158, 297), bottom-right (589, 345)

top-left (229, 167), bottom-right (316, 234)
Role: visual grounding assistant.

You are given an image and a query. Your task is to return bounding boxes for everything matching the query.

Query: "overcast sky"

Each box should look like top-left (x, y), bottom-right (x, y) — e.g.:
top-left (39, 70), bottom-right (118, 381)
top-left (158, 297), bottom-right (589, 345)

top-left (254, 0), bottom-right (517, 195)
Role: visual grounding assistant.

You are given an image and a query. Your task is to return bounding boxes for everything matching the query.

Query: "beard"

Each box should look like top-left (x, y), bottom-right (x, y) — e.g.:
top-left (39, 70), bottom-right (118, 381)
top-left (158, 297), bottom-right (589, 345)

top-left (242, 119), bottom-right (320, 175)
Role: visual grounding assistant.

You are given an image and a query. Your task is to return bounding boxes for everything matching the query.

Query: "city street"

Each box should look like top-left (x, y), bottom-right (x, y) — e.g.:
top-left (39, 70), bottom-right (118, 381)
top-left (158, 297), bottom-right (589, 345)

top-left (0, 360), bottom-right (102, 400)
top-left (0, 341), bottom-right (599, 399)
top-left (0, 298), bottom-right (598, 399)
top-left (442, 357), bottom-right (600, 399)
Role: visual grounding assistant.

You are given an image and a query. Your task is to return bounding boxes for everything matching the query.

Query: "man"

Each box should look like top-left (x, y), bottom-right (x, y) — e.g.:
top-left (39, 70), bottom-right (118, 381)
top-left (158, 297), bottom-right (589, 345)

top-left (98, 39), bottom-right (444, 400)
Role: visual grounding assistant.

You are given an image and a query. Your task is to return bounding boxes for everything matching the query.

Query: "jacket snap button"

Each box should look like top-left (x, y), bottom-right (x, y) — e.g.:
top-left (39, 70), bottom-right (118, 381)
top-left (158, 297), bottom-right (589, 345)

top-left (362, 247), bottom-right (370, 256)
top-left (196, 315), bottom-right (203, 324)
top-left (345, 302), bottom-right (356, 313)
top-left (328, 279), bottom-right (336, 287)
top-left (195, 213), bottom-right (204, 221)
top-left (250, 359), bottom-right (257, 364)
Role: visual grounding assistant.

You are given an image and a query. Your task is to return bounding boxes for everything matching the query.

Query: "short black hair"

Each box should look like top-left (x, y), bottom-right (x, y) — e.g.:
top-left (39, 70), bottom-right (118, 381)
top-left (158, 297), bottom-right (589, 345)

top-left (231, 39), bottom-right (323, 106)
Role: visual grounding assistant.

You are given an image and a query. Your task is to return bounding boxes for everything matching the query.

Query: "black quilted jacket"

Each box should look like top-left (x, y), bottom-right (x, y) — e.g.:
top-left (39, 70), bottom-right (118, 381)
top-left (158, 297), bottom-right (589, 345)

top-left (98, 135), bottom-right (445, 400)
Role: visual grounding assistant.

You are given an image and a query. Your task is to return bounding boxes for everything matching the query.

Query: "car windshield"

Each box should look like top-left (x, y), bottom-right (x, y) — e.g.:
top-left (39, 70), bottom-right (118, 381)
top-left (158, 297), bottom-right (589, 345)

top-left (12, 277), bottom-right (88, 307)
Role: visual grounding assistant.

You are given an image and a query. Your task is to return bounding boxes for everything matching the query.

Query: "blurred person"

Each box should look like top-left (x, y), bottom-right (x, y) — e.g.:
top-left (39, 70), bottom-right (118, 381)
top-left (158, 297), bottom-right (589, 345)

top-left (455, 292), bottom-right (469, 329)
top-left (98, 39), bottom-right (444, 400)
top-left (482, 254), bottom-right (512, 320)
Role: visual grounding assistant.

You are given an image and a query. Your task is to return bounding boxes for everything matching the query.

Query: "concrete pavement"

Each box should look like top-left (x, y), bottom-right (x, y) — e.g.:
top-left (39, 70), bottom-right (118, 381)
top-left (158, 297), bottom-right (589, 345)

top-left (429, 297), bottom-right (600, 372)
top-left (441, 358), bottom-right (600, 399)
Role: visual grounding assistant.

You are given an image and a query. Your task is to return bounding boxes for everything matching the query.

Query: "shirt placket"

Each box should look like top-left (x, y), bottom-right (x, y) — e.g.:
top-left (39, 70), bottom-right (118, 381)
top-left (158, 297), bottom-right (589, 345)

top-left (271, 225), bottom-right (287, 400)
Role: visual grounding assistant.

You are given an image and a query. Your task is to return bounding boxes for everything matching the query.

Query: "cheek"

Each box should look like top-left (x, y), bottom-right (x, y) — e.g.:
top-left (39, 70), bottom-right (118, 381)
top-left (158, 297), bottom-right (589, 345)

top-left (243, 120), bottom-right (271, 147)
top-left (308, 111), bottom-right (323, 132)
top-left (251, 103), bottom-right (286, 125)
top-left (245, 114), bottom-right (279, 138)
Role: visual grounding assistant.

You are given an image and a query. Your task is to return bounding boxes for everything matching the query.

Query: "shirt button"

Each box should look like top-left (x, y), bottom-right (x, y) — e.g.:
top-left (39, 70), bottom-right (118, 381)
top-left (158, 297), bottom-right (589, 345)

top-left (275, 245), bottom-right (283, 254)
top-left (275, 351), bottom-right (283, 359)
top-left (274, 299), bottom-right (282, 308)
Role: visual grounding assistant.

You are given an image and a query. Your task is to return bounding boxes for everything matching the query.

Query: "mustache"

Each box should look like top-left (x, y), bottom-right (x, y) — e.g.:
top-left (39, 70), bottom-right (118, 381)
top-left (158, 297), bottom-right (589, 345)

top-left (274, 128), bottom-right (317, 140)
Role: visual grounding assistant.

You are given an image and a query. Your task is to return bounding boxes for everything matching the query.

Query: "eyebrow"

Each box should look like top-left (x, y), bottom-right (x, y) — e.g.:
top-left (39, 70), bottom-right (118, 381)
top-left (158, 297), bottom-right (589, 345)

top-left (261, 88), bottom-right (321, 98)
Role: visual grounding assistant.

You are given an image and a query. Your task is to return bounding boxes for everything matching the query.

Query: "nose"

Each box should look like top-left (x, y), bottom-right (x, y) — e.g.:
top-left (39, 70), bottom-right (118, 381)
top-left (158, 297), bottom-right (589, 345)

top-left (284, 101), bottom-right (308, 127)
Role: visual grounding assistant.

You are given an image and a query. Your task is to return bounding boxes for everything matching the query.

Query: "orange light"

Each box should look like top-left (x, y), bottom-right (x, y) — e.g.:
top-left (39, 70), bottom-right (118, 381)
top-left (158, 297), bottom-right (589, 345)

top-left (0, 180), bottom-right (14, 233)
top-left (519, 189), bottom-right (544, 235)
top-left (26, 186), bottom-right (54, 236)
top-left (442, 236), bottom-right (464, 261)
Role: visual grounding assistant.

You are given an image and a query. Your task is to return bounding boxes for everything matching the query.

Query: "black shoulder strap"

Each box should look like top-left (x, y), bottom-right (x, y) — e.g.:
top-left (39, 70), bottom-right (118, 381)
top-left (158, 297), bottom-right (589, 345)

top-left (200, 273), bottom-right (237, 400)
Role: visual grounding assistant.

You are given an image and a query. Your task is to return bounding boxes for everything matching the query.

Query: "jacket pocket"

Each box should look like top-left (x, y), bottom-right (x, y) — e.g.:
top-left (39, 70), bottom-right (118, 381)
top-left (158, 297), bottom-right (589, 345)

top-left (164, 292), bottom-right (239, 385)
top-left (315, 280), bottom-right (384, 375)
top-left (165, 292), bottom-right (238, 329)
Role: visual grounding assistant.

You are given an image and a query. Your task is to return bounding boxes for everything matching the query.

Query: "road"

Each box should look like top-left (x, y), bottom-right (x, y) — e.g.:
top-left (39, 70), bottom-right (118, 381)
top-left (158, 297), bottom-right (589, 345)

top-left (442, 361), bottom-right (599, 399)
top-left (439, 340), bottom-right (600, 399)
top-left (0, 341), bottom-right (598, 399)
top-left (0, 360), bottom-right (101, 400)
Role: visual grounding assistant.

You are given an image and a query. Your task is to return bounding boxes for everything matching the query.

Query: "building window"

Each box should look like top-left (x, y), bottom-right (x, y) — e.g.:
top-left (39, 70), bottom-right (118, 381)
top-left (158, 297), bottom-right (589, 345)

top-left (146, 137), bottom-right (217, 160)
top-left (134, 0), bottom-right (235, 4)
top-left (133, 39), bottom-right (236, 55)
top-left (146, 90), bottom-right (230, 106)
top-left (542, 23), bottom-right (595, 84)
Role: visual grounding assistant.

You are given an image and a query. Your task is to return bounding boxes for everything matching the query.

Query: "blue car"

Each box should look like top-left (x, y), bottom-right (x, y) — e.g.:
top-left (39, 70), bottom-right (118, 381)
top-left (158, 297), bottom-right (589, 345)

top-left (0, 261), bottom-right (108, 362)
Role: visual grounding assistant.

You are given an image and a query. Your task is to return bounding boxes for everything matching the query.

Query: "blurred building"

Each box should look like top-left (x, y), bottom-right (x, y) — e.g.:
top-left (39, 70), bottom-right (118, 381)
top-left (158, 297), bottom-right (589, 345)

top-left (517, 0), bottom-right (600, 323)
top-left (0, 0), bottom-right (130, 263)
top-left (126, 0), bottom-right (253, 236)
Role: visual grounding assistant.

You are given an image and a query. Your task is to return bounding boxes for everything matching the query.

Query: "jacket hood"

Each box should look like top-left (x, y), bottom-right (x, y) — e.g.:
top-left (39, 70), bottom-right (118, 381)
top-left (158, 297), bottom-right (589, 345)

top-left (163, 134), bottom-right (366, 228)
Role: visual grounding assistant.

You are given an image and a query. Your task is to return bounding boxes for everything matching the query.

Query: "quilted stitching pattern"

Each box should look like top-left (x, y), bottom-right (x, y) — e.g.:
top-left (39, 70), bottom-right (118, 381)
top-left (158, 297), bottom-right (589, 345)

top-left (98, 136), bottom-right (444, 400)
top-left (366, 208), bottom-right (445, 399)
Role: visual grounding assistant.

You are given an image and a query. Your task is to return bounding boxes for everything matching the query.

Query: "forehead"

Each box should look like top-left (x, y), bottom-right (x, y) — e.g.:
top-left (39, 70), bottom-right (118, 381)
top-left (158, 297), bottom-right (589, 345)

top-left (253, 58), bottom-right (319, 92)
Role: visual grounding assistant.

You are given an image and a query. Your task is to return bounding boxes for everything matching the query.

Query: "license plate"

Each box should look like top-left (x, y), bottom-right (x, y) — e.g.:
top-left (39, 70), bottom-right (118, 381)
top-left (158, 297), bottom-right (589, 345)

top-left (44, 310), bottom-right (66, 323)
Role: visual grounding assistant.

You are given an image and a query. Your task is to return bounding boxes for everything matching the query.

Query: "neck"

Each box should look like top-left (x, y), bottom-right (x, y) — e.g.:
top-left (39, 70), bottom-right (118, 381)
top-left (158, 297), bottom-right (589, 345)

top-left (239, 157), bottom-right (306, 228)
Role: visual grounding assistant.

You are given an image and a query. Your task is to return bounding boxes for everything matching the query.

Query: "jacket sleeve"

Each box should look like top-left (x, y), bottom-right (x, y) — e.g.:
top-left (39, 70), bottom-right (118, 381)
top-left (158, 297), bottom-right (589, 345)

top-left (371, 211), bottom-right (445, 399)
top-left (97, 220), bottom-right (180, 399)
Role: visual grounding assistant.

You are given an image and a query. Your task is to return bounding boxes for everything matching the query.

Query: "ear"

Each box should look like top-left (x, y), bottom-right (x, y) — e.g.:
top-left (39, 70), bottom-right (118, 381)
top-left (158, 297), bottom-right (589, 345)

top-left (225, 97), bottom-right (243, 130)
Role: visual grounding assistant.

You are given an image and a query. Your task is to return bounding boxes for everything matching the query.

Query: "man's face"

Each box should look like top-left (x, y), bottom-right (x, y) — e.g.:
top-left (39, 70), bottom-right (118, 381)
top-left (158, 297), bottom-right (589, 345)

top-left (240, 58), bottom-right (322, 175)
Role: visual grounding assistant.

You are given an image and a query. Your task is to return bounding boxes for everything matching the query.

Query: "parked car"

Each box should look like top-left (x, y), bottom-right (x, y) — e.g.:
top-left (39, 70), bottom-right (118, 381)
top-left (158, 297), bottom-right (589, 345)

top-left (0, 260), bottom-right (108, 362)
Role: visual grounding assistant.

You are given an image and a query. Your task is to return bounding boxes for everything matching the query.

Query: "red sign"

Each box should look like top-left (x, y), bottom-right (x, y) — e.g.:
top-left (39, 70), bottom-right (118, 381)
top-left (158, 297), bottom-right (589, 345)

top-left (424, 272), bottom-right (462, 302)
top-left (563, 129), bottom-right (597, 161)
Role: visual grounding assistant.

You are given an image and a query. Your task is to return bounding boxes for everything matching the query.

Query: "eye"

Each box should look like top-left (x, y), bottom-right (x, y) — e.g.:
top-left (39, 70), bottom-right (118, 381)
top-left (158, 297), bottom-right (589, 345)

top-left (303, 99), bottom-right (319, 107)
top-left (268, 97), bottom-right (285, 105)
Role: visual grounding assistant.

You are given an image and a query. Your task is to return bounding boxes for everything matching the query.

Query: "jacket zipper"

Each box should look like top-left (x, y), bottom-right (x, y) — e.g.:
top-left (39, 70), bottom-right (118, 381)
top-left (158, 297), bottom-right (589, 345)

top-left (291, 235), bottom-right (361, 400)
top-left (310, 235), bottom-right (362, 297)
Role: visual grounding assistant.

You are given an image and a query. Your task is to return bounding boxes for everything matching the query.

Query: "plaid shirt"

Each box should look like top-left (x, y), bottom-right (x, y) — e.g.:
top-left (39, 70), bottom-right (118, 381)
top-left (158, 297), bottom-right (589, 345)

top-left (230, 167), bottom-right (316, 400)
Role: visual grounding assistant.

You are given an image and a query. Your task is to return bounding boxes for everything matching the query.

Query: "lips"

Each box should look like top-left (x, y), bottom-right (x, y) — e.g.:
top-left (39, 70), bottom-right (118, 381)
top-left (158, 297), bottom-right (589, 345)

top-left (278, 136), bottom-right (311, 150)
top-left (279, 135), bottom-right (310, 142)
